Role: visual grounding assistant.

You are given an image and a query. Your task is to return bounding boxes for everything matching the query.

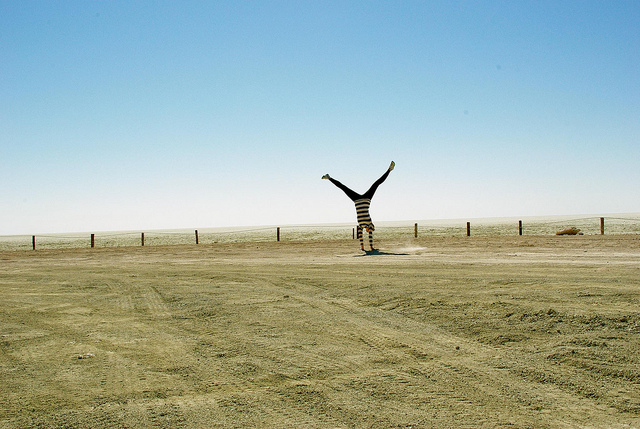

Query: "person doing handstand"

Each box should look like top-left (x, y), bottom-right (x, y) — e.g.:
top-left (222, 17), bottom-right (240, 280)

top-left (323, 161), bottom-right (395, 251)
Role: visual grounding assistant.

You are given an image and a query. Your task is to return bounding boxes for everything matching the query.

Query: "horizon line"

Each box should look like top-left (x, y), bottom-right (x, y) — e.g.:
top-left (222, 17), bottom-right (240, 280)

top-left (2, 212), bottom-right (639, 238)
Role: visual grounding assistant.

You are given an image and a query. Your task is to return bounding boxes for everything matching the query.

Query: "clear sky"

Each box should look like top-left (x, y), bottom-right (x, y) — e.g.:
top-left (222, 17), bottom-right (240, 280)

top-left (1, 1), bottom-right (639, 235)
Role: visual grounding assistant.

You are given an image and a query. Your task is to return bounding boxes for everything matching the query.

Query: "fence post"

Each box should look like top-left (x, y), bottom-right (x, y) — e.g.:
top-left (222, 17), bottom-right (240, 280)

top-left (277, 227), bottom-right (280, 242)
top-left (466, 222), bottom-right (471, 237)
top-left (600, 217), bottom-right (605, 235)
top-left (519, 220), bottom-right (523, 236)
top-left (91, 234), bottom-right (95, 248)
top-left (141, 232), bottom-right (145, 247)
top-left (32, 235), bottom-right (36, 251)
top-left (353, 228), bottom-right (355, 240)
top-left (414, 223), bottom-right (418, 238)
top-left (195, 230), bottom-right (199, 244)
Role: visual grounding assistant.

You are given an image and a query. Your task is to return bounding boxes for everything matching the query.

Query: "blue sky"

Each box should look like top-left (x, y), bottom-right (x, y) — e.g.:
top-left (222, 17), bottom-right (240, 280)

top-left (1, 1), bottom-right (638, 235)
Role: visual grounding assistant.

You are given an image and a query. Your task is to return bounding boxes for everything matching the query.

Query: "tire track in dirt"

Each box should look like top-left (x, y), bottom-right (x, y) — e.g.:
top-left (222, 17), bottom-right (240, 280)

top-left (103, 279), bottom-right (133, 312)
top-left (236, 273), bottom-right (634, 427)
top-left (104, 279), bottom-right (172, 319)
top-left (118, 275), bottom-right (333, 428)
top-left (209, 273), bottom-right (488, 425)
top-left (165, 272), bottom-right (376, 427)
top-left (341, 295), bottom-right (631, 426)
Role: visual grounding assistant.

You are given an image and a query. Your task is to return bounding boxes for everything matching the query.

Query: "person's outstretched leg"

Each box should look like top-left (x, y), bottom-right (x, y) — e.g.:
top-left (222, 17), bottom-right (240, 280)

top-left (323, 174), bottom-right (361, 202)
top-left (362, 161), bottom-right (395, 200)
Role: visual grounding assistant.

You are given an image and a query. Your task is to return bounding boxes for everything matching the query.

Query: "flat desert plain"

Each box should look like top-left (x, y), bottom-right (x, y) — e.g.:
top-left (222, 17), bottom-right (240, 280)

top-left (1, 235), bottom-right (639, 428)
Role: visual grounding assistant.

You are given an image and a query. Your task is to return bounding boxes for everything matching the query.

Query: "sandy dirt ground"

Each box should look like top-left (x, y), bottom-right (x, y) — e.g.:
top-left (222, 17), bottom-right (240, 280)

top-left (1, 235), bottom-right (639, 428)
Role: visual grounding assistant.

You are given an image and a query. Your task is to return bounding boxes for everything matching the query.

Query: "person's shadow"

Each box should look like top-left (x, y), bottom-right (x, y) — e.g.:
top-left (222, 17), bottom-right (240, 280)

top-left (354, 249), bottom-right (409, 257)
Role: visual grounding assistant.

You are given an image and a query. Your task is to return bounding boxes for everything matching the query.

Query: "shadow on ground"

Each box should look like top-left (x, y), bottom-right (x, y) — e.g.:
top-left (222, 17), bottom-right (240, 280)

top-left (354, 249), bottom-right (410, 257)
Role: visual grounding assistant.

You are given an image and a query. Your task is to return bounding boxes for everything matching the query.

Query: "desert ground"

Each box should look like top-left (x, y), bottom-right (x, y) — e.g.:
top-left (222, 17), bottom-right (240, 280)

top-left (1, 234), bottom-right (639, 428)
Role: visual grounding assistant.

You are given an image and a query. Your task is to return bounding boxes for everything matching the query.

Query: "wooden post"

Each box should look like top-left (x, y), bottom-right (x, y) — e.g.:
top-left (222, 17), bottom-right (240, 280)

top-left (353, 228), bottom-right (355, 239)
top-left (466, 222), bottom-right (471, 237)
top-left (277, 227), bottom-right (280, 242)
top-left (91, 234), bottom-right (95, 248)
top-left (32, 235), bottom-right (36, 251)
top-left (141, 232), bottom-right (145, 246)
top-left (414, 223), bottom-right (418, 238)
top-left (600, 217), bottom-right (605, 235)
top-left (519, 220), bottom-right (523, 236)
top-left (195, 230), bottom-right (199, 244)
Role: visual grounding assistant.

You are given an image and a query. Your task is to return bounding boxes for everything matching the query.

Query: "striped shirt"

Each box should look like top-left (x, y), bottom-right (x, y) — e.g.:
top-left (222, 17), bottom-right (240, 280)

top-left (355, 198), bottom-right (373, 229)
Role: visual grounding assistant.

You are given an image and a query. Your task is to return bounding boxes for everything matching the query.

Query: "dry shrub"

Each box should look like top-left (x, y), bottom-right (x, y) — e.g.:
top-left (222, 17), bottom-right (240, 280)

top-left (556, 227), bottom-right (582, 235)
